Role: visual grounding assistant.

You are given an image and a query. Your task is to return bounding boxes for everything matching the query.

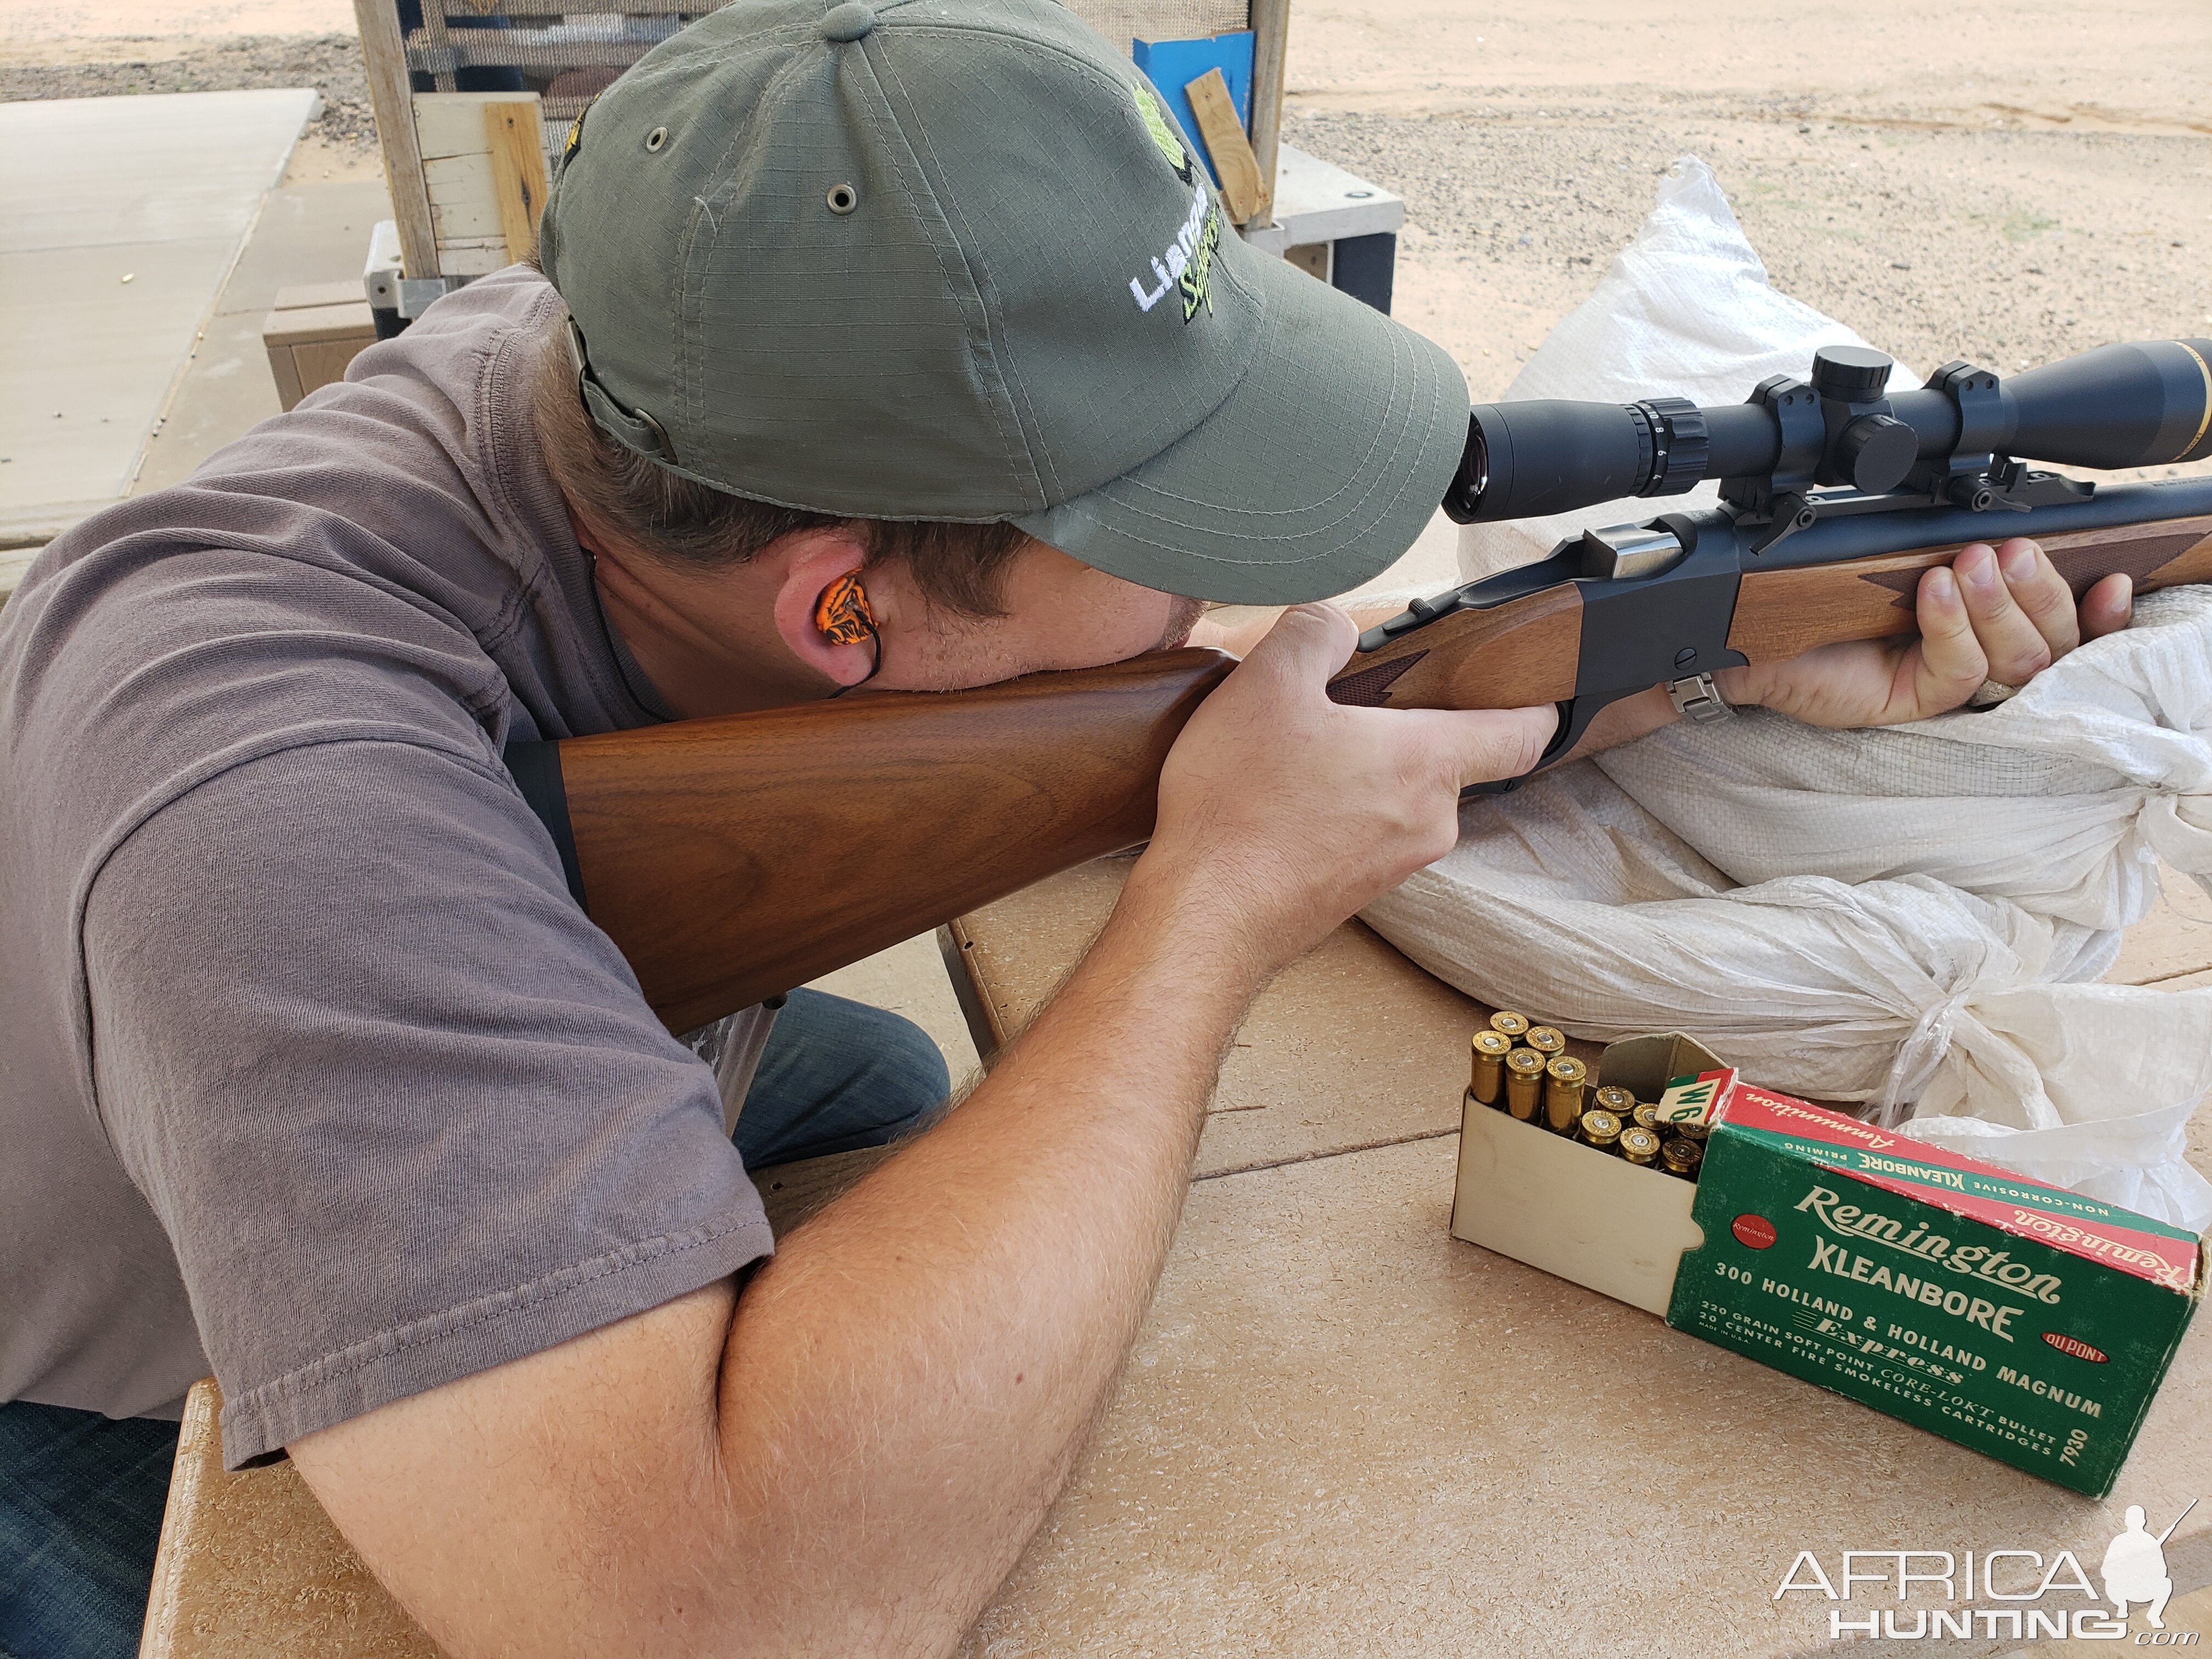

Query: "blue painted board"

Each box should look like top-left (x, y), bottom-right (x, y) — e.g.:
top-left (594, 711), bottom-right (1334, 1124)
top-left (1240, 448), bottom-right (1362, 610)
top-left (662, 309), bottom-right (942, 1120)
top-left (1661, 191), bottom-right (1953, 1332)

top-left (1131, 31), bottom-right (1254, 190)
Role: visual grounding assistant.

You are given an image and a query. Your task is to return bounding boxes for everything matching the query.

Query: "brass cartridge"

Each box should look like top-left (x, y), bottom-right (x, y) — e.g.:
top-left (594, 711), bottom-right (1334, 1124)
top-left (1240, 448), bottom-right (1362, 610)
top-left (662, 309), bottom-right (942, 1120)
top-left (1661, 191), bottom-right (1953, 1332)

top-left (1593, 1084), bottom-right (1636, 1120)
top-left (1661, 1137), bottom-right (1704, 1180)
top-left (1631, 1102), bottom-right (1662, 1134)
top-left (1577, 1108), bottom-right (1622, 1150)
top-left (1619, 1126), bottom-right (1662, 1166)
top-left (1504, 1047), bottom-right (1548, 1120)
top-left (1489, 1009), bottom-right (1531, 1040)
top-left (1524, 1025), bottom-right (1567, 1059)
top-left (1669, 1116), bottom-right (1711, 1143)
top-left (1543, 1054), bottom-right (1588, 1133)
top-left (1470, 1030), bottom-right (1513, 1104)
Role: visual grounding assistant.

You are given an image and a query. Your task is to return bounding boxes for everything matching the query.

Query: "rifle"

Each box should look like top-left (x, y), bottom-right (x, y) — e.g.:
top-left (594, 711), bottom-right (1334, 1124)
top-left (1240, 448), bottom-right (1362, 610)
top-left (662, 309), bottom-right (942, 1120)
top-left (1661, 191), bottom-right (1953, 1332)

top-left (510, 340), bottom-right (2212, 1034)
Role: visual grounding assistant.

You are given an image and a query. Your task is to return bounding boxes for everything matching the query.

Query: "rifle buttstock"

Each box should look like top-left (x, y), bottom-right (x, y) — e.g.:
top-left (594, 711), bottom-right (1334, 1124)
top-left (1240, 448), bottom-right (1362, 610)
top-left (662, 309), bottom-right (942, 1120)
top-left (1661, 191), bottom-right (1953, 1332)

top-left (556, 649), bottom-right (1233, 1033)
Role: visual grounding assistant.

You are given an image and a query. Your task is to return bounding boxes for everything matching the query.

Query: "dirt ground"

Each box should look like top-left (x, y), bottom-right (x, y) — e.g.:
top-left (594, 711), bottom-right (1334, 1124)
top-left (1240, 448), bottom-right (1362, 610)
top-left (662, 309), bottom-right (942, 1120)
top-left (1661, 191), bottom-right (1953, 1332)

top-left (5, 0), bottom-right (2209, 398)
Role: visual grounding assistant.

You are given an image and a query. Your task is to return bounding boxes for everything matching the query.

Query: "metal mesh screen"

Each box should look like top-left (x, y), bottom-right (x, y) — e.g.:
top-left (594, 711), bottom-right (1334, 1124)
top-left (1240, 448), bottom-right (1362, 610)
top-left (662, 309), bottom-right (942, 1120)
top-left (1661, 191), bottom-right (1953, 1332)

top-left (1058, 1), bottom-right (1250, 49)
top-left (397, 0), bottom-right (1251, 130)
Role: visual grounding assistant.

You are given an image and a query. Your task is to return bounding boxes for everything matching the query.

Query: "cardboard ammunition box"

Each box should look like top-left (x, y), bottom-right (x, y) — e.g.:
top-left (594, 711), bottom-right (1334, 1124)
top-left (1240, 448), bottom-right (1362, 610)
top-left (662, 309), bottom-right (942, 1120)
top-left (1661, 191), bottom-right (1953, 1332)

top-left (1452, 1037), bottom-right (2204, 1497)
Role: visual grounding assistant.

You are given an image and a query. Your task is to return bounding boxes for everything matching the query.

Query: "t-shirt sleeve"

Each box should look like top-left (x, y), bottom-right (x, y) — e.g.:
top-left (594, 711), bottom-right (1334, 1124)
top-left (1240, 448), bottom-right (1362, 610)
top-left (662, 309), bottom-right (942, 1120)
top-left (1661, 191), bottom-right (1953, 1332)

top-left (82, 736), bottom-right (774, 1469)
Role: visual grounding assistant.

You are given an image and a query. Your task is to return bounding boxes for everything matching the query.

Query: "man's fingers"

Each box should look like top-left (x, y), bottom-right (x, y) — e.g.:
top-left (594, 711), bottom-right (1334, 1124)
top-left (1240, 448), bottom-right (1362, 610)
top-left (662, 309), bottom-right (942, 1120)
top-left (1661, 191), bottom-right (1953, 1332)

top-left (1410, 704), bottom-right (1559, 791)
top-left (2081, 571), bottom-right (2135, 641)
top-left (1908, 565), bottom-right (1988, 710)
top-left (1993, 537), bottom-right (2083, 661)
top-left (1948, 542), bottom-right (2053, 685)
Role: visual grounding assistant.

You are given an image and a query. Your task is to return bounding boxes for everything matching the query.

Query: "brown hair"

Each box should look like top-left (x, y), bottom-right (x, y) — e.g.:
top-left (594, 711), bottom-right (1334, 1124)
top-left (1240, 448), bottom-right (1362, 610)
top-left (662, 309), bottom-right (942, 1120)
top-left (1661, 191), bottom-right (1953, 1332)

top-left (531, 326), bottom-right (1028, 616)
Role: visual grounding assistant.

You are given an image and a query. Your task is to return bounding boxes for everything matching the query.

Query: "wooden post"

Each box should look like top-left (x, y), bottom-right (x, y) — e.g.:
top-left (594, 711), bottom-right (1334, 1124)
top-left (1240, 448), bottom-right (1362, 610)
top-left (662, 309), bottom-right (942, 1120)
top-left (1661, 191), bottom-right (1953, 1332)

top-left (352, 0), bottom-right (441, 280)
top-left (1245, 0), bottom-right (1290, 233)
top-left (484, 99), bottom-right (550, 263)
top-left (1184, 67), bottom-right (1267, 225)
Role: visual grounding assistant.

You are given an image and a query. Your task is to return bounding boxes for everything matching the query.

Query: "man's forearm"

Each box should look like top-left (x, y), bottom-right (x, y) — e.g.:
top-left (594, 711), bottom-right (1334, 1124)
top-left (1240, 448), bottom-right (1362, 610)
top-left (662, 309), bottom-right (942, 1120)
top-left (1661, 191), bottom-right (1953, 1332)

top-left (710, 857), bottom-right (1265, 1652)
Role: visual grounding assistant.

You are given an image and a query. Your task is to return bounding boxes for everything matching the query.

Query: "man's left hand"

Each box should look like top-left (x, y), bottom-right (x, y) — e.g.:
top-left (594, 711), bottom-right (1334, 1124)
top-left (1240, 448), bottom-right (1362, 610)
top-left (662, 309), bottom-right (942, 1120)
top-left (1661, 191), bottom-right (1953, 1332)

top-left (1720, 537), bottom-right (2133, 726)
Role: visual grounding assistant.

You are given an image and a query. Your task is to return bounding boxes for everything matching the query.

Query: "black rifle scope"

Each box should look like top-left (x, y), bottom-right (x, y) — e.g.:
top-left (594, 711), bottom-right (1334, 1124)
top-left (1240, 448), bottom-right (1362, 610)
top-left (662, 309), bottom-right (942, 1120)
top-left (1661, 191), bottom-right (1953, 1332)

top-left (1444, 338), bottom-right (2212, 527)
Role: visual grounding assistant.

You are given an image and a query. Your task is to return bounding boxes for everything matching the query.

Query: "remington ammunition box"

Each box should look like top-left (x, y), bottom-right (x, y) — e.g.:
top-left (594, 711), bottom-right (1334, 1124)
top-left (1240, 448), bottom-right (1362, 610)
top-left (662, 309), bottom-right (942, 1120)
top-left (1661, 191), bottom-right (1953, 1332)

top-left (1451, 1037), bottom-right (2203, 1497)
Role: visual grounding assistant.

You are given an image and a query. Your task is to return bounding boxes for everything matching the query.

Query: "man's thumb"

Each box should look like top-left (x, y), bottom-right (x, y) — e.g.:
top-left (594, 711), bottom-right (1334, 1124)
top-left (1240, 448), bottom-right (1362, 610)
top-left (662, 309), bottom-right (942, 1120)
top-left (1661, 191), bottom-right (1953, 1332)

top-left (1242, 602), bottom-right (1358, 685)
top-left (1428, 704), bottom-right (1559, 789)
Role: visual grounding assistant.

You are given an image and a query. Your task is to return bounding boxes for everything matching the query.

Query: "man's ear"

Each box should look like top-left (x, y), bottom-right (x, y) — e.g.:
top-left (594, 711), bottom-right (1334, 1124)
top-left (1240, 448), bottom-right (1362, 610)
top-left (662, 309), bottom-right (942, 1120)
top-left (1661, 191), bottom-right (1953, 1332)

top-left (769, 528), bottom-right (882, 689)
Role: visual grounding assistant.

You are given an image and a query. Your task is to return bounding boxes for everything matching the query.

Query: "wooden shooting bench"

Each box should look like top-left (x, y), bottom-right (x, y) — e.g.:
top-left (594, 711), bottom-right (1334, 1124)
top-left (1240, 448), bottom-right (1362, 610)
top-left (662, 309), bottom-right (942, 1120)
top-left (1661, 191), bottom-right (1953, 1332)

top-left (138, 857), bottom-right (2212, 1655)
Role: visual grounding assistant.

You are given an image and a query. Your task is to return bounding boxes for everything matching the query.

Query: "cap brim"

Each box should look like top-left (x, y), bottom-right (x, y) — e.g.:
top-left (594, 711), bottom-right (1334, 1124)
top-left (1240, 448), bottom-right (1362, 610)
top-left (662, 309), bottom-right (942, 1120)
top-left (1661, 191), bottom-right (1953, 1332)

top-left (1013, 245), bottom-right (1469, 605)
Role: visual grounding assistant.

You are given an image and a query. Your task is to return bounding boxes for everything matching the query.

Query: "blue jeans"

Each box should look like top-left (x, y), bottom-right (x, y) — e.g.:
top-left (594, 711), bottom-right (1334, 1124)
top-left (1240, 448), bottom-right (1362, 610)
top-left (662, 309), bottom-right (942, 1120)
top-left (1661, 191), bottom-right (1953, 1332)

top-left (0, 990), bottom-right (947, 1659)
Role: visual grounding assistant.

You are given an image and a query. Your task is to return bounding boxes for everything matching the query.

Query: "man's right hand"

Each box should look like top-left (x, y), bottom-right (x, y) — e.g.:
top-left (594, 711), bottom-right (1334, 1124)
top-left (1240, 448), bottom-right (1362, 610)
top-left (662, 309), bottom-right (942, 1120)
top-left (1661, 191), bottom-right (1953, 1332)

top-left (288, 602), bottom-right (1547, 1659)
top-left (1140, 602), bottom-right (1555, 979)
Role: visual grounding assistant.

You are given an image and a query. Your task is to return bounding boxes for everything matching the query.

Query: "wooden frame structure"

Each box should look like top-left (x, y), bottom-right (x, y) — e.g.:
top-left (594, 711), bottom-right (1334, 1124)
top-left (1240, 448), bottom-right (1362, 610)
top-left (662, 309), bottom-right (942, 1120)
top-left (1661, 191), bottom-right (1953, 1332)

top-left (354, 0), bottom-right (1292, 279)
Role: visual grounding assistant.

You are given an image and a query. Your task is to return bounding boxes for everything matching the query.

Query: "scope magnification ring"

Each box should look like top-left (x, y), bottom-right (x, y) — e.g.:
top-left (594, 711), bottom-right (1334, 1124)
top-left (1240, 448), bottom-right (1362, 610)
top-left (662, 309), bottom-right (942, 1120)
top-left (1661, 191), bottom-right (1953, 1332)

top-left (1635, 397), bottom-right (1709, 497)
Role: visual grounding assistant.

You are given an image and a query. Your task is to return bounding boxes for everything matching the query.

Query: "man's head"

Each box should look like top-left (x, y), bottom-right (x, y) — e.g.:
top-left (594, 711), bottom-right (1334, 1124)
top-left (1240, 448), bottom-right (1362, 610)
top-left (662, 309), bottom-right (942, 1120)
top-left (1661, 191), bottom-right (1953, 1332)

top-left (535, 0), bottom-right (1470, 629)
top-left (534, 330), bottom-right (1204, 707)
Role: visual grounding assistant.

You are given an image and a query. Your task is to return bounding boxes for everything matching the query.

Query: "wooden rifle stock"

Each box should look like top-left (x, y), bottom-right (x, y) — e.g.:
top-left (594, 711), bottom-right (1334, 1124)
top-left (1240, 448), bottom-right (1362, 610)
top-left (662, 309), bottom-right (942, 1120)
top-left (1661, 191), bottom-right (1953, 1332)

top-left (548, 649), bottom-right (1229, 1032)
top-left (525, 505), bottom-right (2212, 1034)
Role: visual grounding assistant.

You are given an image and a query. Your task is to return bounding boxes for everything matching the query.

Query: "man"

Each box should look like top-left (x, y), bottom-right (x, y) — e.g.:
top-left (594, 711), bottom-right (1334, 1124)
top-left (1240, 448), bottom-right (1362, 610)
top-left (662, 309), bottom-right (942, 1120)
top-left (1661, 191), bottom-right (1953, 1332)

top-left (0, 1), bottom-right (2129, 1654)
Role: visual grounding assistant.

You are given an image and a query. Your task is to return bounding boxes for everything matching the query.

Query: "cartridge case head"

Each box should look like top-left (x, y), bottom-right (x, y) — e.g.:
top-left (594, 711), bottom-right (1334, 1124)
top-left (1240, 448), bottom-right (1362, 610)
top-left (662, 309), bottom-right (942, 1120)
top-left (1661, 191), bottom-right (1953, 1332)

top-left (1593, 1085), bottom-right (1636, 1118)
top-left (1489, 1010), bottom-right (1531, 1039)
top-left (1619, 1126), bottom-right (1662, 1165)
top-left (1524, 1026), bottom-right (1567, 1058)
top-left (1577, 1108), bottom-right (1622, 1149)
top-left (1660, 1137), bottom-right (1703, 1179)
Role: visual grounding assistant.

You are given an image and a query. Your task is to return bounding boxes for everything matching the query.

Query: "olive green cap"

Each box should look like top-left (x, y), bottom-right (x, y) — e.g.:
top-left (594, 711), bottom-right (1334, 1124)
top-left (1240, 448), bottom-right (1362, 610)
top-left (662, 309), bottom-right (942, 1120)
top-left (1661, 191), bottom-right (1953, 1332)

top-left (537, 0), bottom-right (1469, 603)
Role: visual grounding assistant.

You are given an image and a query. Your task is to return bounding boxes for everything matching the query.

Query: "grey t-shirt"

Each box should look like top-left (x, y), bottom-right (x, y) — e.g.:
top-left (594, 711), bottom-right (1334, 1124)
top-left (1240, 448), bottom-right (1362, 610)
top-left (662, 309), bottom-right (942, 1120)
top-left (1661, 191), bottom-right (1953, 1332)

top-left (0, 268), bottom-right (776, 1469)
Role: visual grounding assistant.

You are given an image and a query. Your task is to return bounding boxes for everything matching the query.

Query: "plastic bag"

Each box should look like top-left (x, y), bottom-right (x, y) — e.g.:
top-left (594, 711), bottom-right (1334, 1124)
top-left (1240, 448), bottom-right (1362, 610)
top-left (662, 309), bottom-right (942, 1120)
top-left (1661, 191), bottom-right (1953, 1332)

top-left (1458, 156), bottom-right (1919, 582)
top-left (1364, 158), bottom-right (2212, 1230)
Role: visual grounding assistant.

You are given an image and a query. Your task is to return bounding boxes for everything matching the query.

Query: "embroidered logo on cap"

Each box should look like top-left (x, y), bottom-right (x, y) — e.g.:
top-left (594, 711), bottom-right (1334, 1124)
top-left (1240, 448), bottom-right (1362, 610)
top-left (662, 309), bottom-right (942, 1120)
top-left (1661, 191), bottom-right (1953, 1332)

top-left (1127, 84), bottom-right (1221, 322)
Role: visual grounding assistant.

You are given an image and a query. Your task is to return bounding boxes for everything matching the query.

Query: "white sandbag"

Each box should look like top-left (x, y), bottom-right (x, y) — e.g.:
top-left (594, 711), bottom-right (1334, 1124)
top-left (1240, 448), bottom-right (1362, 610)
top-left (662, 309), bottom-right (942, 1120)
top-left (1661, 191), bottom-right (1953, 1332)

top-left (1458, 156), bottom-right (1919, 582)
top-left (1596, 586), bottom-right (2212, 932)
top-left (1369, 159), bottom-right (2212, 1229)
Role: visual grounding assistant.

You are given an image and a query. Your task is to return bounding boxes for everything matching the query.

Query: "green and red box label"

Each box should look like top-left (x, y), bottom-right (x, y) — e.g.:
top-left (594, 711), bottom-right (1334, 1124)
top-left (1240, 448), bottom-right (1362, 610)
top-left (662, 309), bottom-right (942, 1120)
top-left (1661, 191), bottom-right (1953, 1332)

top-left (1661, 1072), bottom-right (2203, 1497)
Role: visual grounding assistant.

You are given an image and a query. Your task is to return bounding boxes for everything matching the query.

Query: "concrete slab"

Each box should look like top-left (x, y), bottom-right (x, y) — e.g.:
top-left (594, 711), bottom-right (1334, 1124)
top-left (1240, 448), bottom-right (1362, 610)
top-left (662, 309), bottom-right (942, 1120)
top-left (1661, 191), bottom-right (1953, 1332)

top-left (0, 238), bottom-right (239, 503)
top-left (131, 309), bottom-right (281, 495)
top-left (951, 858), bottom-right (1598, 1181)
top-left (129, 176), bottom-right (394, 492)
top-left (215, 177), bottom-right (393, 320)
top-left (0, 89), bottom-right (316, 521)
top-left (4, 91), bottom-right (316, 252)
top-left (2105, 872), bottom-right (2212, 986)
top-left (963, 1131), bottom-right (2212, 1658)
